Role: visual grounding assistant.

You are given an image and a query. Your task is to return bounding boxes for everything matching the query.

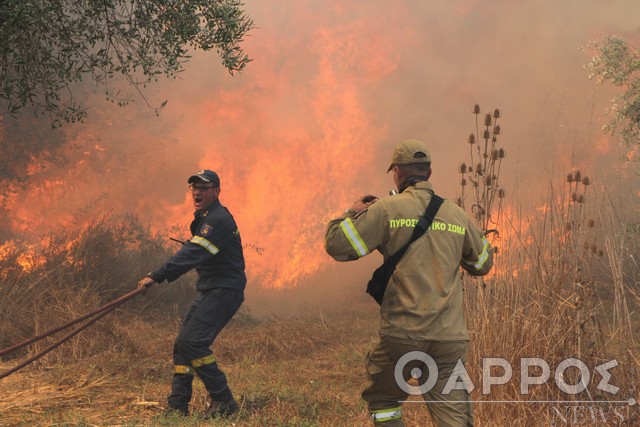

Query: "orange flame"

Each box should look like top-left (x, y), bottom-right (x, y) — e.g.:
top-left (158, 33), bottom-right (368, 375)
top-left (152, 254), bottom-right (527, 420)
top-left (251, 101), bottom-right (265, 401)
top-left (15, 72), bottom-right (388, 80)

top-left (1, 7), bottom-right (398, 289)
top-left (157, 21), bottom-right (391, 288)
top-left (2, 1), bottom-right (639, 291)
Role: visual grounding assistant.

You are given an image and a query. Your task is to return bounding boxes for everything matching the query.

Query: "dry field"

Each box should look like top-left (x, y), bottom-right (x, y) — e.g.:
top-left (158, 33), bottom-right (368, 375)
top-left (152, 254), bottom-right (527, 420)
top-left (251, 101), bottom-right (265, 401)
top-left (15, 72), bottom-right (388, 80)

top-left (1, 279), bottom-right (638, 427)
top-left (0, 306), bottom-right (384, 426)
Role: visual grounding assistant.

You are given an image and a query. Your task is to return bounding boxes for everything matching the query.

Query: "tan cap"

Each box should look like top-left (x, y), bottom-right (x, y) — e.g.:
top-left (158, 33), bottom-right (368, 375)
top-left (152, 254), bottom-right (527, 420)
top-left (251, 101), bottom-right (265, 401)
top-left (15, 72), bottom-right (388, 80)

top-left (387, 139), bottom-right (432, 172)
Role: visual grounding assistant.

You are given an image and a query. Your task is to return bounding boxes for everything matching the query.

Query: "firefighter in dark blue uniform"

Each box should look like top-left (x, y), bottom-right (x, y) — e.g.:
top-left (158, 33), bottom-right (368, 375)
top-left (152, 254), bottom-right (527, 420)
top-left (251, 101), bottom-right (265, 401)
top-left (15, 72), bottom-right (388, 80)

top-left (138, 169), bottom-right (246, 418)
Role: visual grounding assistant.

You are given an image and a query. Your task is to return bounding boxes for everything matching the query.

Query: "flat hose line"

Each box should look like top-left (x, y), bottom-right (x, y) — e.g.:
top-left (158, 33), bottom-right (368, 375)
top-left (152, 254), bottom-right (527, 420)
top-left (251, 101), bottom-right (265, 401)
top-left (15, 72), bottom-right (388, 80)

top-left (0, 287), bottom-right (146, 380)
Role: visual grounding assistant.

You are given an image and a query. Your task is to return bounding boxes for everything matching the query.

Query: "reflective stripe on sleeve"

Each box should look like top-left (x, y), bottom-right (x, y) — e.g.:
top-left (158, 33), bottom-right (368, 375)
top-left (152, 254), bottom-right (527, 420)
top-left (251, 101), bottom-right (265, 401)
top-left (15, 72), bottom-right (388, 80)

top-left (191, 354), bottom-right (216, 367)
top-left (474, 236), bottom-right (490, 270)
top-left (371, 407), bottom-right (402, 423)
top-left (191, 235), bottom-right (220, 256)
top-left (339, 218), bottom-right (370, 257)
top-left (175, 365), bottom-right (195, 375)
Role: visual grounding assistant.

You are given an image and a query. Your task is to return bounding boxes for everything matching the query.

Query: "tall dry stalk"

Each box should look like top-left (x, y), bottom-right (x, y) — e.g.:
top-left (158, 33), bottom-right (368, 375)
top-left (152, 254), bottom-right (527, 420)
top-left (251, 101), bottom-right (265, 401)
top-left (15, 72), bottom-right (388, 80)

top-left (457, 104), bottom-right (507, 233)
top-left (453, 105), bottom-right (639, 423)
top-left (463, 164), bottom-right (640, 425)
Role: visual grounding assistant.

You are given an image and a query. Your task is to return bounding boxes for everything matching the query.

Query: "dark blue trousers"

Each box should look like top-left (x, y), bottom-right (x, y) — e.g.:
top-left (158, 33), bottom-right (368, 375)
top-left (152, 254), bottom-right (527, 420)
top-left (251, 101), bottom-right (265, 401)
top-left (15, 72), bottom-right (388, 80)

top-left (167, 288), bottom-right (243, 410)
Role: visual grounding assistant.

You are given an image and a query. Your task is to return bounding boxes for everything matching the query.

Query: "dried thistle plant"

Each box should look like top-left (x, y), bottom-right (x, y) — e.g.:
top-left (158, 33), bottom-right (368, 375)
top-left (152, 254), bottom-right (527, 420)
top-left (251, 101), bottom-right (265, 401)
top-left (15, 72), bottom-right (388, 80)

top-left (458, 104), bottom-right (507, 234)
top-left (562, 168), bottom-right (602, 260)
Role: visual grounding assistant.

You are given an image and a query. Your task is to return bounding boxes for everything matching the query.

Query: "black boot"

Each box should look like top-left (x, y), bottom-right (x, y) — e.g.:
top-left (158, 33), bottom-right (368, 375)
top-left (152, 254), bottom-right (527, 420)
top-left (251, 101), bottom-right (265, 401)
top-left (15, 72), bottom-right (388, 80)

top-left (162, 405), bottom-right (189, 417)
top-left (208, 398), bottom-right (239, 418)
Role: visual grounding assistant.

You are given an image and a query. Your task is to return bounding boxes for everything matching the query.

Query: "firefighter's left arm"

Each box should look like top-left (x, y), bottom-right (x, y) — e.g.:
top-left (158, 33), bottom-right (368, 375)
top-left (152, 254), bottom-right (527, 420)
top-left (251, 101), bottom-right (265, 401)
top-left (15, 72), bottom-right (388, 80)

top-left (460, 221), bottom-right (494, 276)
top-left (324, 203), bottom-right (385, 262)
top-left (189, 216), bottom-right (236, 258)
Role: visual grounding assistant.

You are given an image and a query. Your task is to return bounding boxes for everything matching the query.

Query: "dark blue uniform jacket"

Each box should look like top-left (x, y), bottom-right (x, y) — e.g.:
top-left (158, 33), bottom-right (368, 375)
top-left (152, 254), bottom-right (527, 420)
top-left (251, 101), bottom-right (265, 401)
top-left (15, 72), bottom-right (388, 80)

top-left (151, 199), bottom-right (246, 292)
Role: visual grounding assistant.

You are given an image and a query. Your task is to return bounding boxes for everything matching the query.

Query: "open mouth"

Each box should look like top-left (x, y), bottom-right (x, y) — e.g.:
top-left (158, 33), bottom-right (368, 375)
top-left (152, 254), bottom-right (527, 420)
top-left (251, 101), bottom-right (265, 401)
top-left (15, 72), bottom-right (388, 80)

top-left (194, 196), bottom-right (203, 205)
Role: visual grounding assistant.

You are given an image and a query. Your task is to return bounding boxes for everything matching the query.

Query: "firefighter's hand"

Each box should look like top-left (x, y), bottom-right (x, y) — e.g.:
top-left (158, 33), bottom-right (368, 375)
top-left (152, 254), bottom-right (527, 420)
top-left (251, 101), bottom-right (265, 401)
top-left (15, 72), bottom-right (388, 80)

top-left (349, 195), bottom-right (379, 214)
top-left (138, 276), bottom-right (155, 291)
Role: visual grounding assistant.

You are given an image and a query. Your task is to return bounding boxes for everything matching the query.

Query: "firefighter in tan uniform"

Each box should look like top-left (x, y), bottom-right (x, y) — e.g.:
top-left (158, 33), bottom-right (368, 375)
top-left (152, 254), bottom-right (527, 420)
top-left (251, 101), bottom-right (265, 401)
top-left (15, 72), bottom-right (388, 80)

top-left (325, 139), bottom-right (493, 427)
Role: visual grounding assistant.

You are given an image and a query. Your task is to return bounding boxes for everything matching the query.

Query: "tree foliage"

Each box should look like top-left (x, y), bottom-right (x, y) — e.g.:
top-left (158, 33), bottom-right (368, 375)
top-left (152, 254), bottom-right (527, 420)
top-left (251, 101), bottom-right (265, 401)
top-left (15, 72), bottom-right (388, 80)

top-left (0, 0), bottom-right (254, 127)
top-left (586, 36), bottom-right (640, 155)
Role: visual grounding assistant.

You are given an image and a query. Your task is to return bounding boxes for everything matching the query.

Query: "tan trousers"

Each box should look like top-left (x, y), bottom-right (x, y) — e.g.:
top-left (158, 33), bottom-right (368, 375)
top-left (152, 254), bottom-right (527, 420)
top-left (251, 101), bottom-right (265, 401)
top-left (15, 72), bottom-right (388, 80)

top-left (361, 336), bottom-right (473, 427)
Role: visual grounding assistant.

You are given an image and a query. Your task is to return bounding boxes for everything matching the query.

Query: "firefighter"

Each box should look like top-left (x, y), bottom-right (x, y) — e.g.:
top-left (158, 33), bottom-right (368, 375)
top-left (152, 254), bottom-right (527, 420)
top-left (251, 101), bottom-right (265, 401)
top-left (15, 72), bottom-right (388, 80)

top-left (324, 140), bottom-right (493, 426)
top-left (138, 169), bottom-right (246, 418)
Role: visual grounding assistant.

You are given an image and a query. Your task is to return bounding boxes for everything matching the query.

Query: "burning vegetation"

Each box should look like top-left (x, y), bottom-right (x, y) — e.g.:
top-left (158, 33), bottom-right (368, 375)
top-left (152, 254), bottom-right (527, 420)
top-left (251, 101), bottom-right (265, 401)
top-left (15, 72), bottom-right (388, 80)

top-left (0, 103), bottom-right (638, 425)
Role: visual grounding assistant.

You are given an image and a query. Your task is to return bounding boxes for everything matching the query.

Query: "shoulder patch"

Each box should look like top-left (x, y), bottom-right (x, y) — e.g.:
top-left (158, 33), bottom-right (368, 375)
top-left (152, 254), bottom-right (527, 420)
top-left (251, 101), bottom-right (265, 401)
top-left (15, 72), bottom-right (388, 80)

top-left (199, 224), bottom-right (214, 237)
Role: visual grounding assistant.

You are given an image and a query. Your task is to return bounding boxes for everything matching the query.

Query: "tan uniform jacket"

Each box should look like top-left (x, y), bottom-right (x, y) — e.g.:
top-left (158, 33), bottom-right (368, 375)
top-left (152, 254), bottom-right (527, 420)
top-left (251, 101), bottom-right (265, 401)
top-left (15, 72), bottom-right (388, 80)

top-left (325, 181), bottom-right (493, 341)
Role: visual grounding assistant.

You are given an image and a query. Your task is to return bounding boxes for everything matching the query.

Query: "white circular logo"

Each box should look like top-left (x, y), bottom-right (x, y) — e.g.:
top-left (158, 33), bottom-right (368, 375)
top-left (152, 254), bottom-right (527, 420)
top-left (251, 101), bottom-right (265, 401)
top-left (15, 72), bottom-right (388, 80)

top-left (394, 351), bottom-right (438, 395)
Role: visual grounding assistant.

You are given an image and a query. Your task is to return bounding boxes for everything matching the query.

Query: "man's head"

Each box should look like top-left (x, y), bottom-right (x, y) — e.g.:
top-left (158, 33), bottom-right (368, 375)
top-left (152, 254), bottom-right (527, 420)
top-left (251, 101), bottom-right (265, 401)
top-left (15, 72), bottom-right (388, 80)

top-left (387, 139), bottom-right (432, 191)
top-left (188, 169), bottom-right (221, 211)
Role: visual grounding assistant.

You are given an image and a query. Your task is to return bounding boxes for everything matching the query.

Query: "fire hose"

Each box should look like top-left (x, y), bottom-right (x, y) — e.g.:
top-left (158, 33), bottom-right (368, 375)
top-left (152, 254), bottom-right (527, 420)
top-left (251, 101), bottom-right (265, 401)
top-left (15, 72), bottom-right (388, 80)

top-left (0, 287), bottom-right (146, 380)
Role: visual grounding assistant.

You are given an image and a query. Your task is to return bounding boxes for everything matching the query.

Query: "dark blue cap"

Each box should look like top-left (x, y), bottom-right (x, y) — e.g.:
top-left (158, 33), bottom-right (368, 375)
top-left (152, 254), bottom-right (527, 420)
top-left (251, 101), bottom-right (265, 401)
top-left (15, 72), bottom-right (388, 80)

top-left (187, 169), bottom-right (220, 187)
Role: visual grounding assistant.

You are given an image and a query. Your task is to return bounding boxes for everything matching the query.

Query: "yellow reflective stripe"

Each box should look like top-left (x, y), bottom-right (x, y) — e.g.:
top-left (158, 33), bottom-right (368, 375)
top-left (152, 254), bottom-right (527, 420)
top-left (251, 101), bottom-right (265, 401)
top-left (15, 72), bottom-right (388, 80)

top-left (175, 365), bottom-right (195, 375)
top-left (474, 237), bottom-right (490, 270)
top-left (191, 236), bottom-right (220, 256)
top-left (371, 407), bottom-right (402, 422)
top-left (339, 218), bottom-right (369, 257)
top-left (191, 354), bottom-right (216, 367)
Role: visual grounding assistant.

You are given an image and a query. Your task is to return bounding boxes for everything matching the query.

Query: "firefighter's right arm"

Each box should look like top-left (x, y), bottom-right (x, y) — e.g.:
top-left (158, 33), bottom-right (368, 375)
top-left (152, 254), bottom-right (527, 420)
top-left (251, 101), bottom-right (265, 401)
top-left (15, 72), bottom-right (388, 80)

top-left (324, 203), bottom-right (384, 262)
top-left (149, 214), bottom-right (238, 283)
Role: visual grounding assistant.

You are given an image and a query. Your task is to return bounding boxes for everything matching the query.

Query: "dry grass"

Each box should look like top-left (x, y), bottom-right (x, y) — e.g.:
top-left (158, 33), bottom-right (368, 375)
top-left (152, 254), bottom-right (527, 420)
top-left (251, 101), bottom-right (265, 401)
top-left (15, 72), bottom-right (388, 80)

top-left (461, 171), bottom-right (640, 426)
top-left (0, 312), bottom-right (381, 426)
top-left (3, 300), bottom-right (636, 426)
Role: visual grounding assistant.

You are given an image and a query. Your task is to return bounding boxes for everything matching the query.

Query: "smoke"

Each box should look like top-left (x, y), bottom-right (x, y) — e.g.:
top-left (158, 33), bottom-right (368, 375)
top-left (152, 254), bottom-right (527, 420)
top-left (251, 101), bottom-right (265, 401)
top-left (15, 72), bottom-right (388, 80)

top-left (1, 1), bottom-right (639, 313)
